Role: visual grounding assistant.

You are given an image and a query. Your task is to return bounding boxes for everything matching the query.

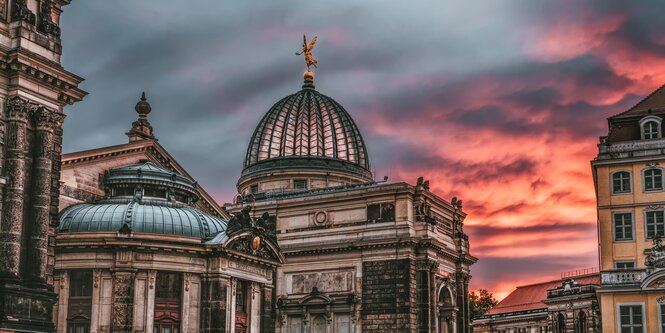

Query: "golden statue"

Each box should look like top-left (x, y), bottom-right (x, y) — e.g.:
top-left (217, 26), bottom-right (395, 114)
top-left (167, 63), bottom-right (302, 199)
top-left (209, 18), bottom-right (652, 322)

top-left (296, 34), bottom-right (318, 73)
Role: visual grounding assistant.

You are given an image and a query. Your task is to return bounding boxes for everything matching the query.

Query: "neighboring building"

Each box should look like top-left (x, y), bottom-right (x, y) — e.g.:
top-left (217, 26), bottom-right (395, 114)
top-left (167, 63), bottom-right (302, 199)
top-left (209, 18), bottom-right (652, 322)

top-left (226, 73), bottom-right (477, 333)
top-left (0, 0), bottom-right (86, 332)
top-left (592, 85), bottom-right (665, 332)
top-left (472, 273), bottom-right (600, 333)
top-left (52, 96), bottom-right (283, 333)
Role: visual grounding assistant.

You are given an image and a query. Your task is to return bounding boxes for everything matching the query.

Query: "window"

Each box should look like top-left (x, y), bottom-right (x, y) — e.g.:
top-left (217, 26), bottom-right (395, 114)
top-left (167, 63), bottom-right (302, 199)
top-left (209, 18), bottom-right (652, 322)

top-left (114, 187), bottom-right (134, 197)
top-left (615, 261), bottom-right (636, 270)
top-left (645, 168), bottom-right (663, 191)
top-left (646, 210), bottom-right (665, 239)
top-left (367, 202), bottom-right (395, 222)
top-left (235, 280), bottom-right (249, 333)
top-left (575, 311), bottom-right (586, 333)
top-left (556, 313), bottom-right (565, 333)
top-left (67, 271), bottom-right (92, 333)
top-left (154, 272), bottom-right (181, 333)
top-left (144, 187), bottom-right (167, 198)
top-left (660, 304), bottom-right (665, 333)
top-left (619, 304), bottom-right (644, 333)
top-left (612, 172), bottom-right (631, 194)
top-left (250, 184), bottom-right (259, 194)
top-left (614, 213), bottom-right (634, 241)
top-left (293, 179), bottom-right (307, 190)
top-left (644, 121), bottom-right (660, 139)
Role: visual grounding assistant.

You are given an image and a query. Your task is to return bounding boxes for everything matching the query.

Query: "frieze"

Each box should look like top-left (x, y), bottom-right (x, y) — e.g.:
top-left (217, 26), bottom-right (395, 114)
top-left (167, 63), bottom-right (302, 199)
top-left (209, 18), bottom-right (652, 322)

top-left (228, 261), bottom-right (266, 276)
top-left (290, 270), bottom-right (354, 294)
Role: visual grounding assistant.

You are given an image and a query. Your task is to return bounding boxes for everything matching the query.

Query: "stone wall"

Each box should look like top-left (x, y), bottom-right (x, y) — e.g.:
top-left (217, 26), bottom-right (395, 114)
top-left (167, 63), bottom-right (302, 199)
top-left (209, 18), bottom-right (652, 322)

top-left (361, 259), bottom-right (417, 333)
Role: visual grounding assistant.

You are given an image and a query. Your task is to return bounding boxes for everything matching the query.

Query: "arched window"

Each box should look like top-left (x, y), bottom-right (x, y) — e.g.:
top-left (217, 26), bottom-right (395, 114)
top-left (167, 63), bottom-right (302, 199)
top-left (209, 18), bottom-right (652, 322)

top-left (644, 168), bottom-right (663, 191)
top-left (644, 121), bottom-right (660, 139)
top-left (612, 171), bottom-right (631, 194)
top-left (575, 311), bottom-right (586, 333)
top-left (556, 313), bottom-right (566, 333)
top-left (67, 271), bottom-right (92, 333)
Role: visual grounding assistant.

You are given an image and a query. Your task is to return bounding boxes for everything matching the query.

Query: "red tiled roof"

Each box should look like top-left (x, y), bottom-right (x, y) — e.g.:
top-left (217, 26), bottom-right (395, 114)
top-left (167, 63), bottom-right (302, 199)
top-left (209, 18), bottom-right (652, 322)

top-left (486, 274), bottom-right (600, 316)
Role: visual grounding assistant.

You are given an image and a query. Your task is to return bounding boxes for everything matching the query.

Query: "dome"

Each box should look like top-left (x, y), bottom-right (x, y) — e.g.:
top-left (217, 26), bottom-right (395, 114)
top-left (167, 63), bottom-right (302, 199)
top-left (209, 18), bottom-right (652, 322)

top-left (58, 202), bottom-right (226, 240)
top-left (58, 160), bottom-right (227, 241)
top-left (241, 79), bottom-right (372, 181)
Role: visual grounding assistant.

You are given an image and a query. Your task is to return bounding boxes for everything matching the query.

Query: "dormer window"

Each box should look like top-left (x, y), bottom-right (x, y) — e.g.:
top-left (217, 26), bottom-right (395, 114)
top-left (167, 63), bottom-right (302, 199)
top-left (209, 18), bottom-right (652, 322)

top-left (639, 116), bottom-right (662, 140)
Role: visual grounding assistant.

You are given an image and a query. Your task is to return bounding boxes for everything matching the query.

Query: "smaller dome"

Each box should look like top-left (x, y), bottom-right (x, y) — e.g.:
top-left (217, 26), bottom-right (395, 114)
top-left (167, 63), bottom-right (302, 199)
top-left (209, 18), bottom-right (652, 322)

top-left (58, 202), bottom-right (227, 240)
top-left (58, 160), bottom-right (227, 241)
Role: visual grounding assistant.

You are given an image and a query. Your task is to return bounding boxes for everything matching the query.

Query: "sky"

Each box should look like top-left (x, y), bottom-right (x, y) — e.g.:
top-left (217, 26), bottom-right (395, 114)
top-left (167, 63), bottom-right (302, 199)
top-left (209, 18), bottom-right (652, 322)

top-left (59, 1), bottom-right (665, 300)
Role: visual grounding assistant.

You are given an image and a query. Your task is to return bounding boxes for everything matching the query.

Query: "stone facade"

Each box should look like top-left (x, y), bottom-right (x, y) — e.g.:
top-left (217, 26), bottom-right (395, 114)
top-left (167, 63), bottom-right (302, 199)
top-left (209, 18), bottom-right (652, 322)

top-left (0, 0), bottom-right (86, 332)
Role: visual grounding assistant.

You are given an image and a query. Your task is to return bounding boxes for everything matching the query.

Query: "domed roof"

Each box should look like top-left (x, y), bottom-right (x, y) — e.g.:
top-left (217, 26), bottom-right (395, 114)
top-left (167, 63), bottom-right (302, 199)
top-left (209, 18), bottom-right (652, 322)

top-left (58, 160), bottom-right (227, 241)
top-left (58, 202), bottom-right (227, 240)
top-left (241, 79), bottom-right (371, 180)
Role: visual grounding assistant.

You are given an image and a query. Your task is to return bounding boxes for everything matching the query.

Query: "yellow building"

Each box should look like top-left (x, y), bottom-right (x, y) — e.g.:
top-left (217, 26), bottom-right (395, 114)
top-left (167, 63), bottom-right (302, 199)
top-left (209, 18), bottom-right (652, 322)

top-left (592, 85), bottom-right (665, 333)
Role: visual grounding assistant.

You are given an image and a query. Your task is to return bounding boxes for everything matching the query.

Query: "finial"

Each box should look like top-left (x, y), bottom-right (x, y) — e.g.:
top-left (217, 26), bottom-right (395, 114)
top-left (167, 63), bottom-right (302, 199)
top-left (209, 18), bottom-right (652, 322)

top-left (135, 91), bottom-right (151, 117)
top-left (296, 34), bottom-right (318, 81)
top-left (127, 91), bottom-right (155, 142)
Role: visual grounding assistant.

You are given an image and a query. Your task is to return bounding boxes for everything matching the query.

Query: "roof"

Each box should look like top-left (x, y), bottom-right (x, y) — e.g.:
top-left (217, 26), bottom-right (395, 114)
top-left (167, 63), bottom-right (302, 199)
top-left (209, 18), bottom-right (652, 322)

top-left (486, 274), bottom-right (600, 316)
top-left (242, 78), bottom-right (371, 180)
top-left (610, 84), bottom-right (665, 120)
top-left (61, 139), bottom-right (229, 219)
top-left (58, 201), bottom-right (227, 240)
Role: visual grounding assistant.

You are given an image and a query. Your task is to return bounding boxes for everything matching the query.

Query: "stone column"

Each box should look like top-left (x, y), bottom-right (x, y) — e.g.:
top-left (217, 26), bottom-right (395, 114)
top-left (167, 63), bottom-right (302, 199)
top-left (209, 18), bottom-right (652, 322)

top-left (90, 269), bottom-right (102, 333)
top-left (145, 270), bottom-right (156, 333)
top-left (261, 284), bottom-right (275, 333)
top-left (429, 267), bottom-right (438, 333)
top-left (26, 107), bottom-right (63, 284)
top-left (111, 270), bottom-right (135, 333)
top-left (455, 272), bottom-right (470, 333)
top-left (0, 96), bottom-right (34, 278)
top-left (200, 274), bottom-right (229, 333)
top-left (56, 271), bottom-right (69, 333)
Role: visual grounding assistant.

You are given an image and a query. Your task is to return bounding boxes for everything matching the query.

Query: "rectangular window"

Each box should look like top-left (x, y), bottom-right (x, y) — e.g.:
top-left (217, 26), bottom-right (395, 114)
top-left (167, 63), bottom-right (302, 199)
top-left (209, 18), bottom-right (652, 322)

top-left (367, 202), bottom-right (395, 222)
top-left (615, 261), bottom-right (636, 270)
top-left (619, 304), bottom-right (644, 333)
top-left (645, 169), bottom-right (664, 191)
top-left (613, 172), bottom-right (631, 193)
top-left (614, 213), bottom-right (634, 241)
top-left (250, 184), bottom-right (259, 194)
top-left (293, 179), bottom-right (307, 190)
top-left (661, 304), bottom-right (665, 333)
top-left (646, 211), bottom-right (665, 239)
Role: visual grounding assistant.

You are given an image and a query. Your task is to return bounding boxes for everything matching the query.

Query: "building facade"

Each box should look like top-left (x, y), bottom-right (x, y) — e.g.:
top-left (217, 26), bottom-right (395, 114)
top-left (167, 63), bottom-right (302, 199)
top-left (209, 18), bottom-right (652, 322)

top-left (592, 85), bottom-right (665, 333)
top-left (0, 0), bottom-right (86, 332)
top-left (471, 273), bottom-right (600, 333)
top-left (52, 96), bottom-right (284, 333)
top-left (227, 72), bottom-right (477, 333)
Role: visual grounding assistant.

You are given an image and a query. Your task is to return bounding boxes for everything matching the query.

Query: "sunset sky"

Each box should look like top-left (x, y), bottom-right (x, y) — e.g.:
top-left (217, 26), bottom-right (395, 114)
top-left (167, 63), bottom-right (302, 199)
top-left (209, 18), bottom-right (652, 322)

top-left (59, 1), bottom-right (665, 300)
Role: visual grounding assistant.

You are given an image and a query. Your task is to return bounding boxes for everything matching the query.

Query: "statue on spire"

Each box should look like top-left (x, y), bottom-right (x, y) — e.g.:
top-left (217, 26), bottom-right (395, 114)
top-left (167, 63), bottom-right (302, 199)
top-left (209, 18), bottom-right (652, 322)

top-left (296, 34), bottom-right (318, 79)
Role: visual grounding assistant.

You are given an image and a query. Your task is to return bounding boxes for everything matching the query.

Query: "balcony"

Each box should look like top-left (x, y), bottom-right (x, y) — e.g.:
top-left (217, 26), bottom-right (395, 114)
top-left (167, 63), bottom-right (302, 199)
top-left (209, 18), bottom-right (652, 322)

top-left (597, 137), bottom-right (665, 160)
top-left (600, 270), bottom-right (647, 285)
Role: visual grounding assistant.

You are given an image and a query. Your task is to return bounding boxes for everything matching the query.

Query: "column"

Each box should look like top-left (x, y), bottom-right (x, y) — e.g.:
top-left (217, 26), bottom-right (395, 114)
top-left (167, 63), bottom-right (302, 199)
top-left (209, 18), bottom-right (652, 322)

top-left (249, 282), bottom-right (261, 333)
top-left (0, 96), bottom-right (34, 278)
top-left (455, 272), bottom-right (470, 333)
top-left (56, 271), bottom-right (69, 333)
top-left (145, 270), bottom-right (156, 333)
top-left (26, 107), bottom-right (64, 284)
top-left (261, 284), bottom-right (275, 333)
top-left (430, 266), bottom-right (438, 333)
top-left (111, 270), bottom-right (135, 333)
top-left (90, 269), bottom-right (101, 333)
top-left (200, 274), bottom-right (229, 333)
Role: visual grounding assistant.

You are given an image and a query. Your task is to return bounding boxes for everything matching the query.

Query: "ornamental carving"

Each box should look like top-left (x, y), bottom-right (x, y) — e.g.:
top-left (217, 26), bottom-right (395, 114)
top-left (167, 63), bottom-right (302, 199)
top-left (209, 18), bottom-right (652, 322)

top-left (37, 0), bottom-right (60, 37)
top-left (11, 0), bottom-right (35, 24)
top-left (646, 237), bottom-right (665, 269)
top-left (226, 206), bottom-right (280, 261)
top-left (111, 273), bottom-right (134, 330)
top-left (5, 96), bottom-right (37, 122)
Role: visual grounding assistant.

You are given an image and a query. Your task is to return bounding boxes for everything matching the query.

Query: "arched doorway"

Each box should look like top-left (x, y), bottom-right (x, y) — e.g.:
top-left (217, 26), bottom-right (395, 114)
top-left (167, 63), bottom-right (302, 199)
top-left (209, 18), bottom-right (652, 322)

top-left (575, 311), bottom-right (586, 333)
top-left (438, 287), bottom-right (454, 333)
top-left (556, 313), bottom-right (566, 333)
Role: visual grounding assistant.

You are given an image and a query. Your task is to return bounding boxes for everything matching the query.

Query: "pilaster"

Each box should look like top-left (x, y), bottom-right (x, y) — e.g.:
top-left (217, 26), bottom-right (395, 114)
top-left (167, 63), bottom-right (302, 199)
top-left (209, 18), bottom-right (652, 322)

top-left (110, 270), bottom-right (134, 333)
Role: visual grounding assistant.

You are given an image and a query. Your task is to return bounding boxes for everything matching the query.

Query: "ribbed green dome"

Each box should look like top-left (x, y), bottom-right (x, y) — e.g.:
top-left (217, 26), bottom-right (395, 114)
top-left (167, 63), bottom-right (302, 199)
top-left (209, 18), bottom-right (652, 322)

top-left (242, 79), bottom-right (371, 180)
top-left (58, 202), bottom-right (227, 240)
top-left (58, 161), bottom-right (227, 241)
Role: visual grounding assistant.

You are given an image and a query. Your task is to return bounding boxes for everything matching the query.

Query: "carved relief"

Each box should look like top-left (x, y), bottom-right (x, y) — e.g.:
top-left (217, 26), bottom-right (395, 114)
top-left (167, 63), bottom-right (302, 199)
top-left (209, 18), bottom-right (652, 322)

top-left (184, 273), bottom-right (191, 292)
top-left (11, 0), bottom-right (35, 24)
top-left (290, 270), bottom-right (354, 294)
top-left (93, 269), bottom-right (101, 288)
top-left (111, 272), bottom-right (134, 331)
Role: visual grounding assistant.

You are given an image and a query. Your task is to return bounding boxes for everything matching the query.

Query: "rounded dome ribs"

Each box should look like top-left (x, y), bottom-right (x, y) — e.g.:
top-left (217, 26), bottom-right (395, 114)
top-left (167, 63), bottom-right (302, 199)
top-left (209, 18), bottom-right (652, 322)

top-left (242, 81), bottom-right (371, 180)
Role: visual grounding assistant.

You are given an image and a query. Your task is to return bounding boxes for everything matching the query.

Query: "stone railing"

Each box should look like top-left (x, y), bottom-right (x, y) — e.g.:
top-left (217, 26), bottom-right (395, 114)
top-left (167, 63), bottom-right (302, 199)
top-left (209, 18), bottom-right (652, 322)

top-left (598, 138), bottom-right (665, 159)
top-left (600, 270), bottom-right (647, 285)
